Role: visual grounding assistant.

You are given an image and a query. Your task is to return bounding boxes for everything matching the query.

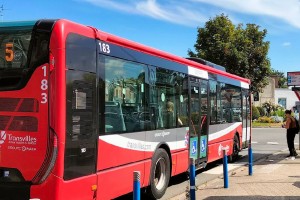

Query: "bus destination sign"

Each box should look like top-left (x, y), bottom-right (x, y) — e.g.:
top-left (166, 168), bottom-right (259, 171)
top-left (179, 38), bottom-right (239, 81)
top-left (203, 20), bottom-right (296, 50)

top-left (287, 71), bottom-right (300, 86)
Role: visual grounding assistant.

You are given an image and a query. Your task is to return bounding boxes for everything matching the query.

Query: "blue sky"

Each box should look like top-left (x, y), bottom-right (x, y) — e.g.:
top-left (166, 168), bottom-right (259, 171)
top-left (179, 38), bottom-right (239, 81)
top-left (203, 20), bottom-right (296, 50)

top-left (2, 0), bottom-right (300, 75)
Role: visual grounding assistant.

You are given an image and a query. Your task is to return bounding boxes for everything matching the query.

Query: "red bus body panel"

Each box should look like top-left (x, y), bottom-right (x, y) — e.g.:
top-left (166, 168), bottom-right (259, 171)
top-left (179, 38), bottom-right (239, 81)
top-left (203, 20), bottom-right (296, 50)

top-left (31, 19), bottom-right (99, 200)
top-left (0, 65), bottom-right (49, 181)
top-left (207, 123), bottom-right (243, 162)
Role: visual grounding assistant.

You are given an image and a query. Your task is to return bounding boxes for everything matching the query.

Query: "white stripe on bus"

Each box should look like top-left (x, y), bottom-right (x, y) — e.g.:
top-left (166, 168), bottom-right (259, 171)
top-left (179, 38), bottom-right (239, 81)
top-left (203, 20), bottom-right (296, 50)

top-left (240, 82), bottom-right (249, 89)
top-left (99, 135), bottom-right (187, 152)
top-left (208, 122), bottom-right (242, 141)
top-left (187, 66), bottom-right (209, 79)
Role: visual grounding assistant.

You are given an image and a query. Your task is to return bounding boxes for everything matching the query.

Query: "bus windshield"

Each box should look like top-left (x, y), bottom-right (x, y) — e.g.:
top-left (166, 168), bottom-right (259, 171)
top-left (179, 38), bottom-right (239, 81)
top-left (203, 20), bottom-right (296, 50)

top-left (0, 21), bottom-right (49, 90)
top-left (0, 22), bottom-right (34, 69)
top-left (0, 20), bottom-right (55, 188)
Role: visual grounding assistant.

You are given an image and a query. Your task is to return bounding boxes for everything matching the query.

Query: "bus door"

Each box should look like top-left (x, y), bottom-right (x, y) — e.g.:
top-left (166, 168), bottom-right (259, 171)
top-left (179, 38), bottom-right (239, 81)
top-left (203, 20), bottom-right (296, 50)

top-left (189, 80), bottom-right (208, 167)
top-left (242, 89), bottom-right (250, 148)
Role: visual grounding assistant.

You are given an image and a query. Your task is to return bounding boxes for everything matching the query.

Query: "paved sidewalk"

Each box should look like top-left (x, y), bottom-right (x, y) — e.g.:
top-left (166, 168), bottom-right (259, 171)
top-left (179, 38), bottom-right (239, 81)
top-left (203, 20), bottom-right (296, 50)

top-left (170, 150), bottom-right (300, 200)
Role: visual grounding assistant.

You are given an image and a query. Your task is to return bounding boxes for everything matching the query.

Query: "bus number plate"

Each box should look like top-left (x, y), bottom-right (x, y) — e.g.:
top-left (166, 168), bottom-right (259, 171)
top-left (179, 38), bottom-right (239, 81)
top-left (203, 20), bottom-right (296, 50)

top-left (99, 42), bottom-right (110, 54)
top-left (41, 65), bottom-right (48, 104)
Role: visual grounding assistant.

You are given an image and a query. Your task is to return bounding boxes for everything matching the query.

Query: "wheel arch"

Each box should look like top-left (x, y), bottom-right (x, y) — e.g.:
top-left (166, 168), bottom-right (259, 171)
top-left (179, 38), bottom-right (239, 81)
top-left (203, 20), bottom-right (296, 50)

top-left (145, 142), bottom-right (172, 195)
top-left (228, 131), bottom-right (241, 163)
top-left (153, 142), bottom-right (172, 176)
top-left (235, 130), bottom-right (242, 151)
top-left (145, 142), bottom-right (172, 199)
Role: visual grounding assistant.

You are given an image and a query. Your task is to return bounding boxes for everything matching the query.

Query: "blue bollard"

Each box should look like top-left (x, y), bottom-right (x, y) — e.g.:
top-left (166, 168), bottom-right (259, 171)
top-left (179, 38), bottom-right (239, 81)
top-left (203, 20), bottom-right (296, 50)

top-left (189, 158), bottom-right (196, 200)
top-left (133, 171), bottom-right (140, 200)
top-left (222, 149), bottom-right (229, 188)
top-left (248, 146), bottom-right (253, 176)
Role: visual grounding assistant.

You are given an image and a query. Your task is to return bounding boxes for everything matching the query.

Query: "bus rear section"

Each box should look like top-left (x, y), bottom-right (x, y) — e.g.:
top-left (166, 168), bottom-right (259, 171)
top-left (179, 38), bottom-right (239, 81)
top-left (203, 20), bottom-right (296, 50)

top-left (0, 21), bottom-right (56, 200)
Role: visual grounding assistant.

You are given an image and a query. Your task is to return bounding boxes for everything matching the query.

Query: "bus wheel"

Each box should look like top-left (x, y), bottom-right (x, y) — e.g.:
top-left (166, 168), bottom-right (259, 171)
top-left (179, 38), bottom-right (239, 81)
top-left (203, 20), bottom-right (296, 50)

top-left (228, 134), bottom-right (240, 163)
top-left (148, 148), bottom-right (171, 199)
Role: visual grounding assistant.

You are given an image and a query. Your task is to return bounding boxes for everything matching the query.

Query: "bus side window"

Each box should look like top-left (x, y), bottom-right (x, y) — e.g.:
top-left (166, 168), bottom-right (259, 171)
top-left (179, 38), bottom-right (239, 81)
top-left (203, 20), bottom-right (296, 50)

top-left (209, 80), bottom-right (217, 125)
top-left (221, 84), bottom-right (242, 123)
top-left (103, 56), bottom-right (146, 134)
top-left (149, 68), bottom-right (188, 130)
top-left (105, 102), bottom-right (125, 133)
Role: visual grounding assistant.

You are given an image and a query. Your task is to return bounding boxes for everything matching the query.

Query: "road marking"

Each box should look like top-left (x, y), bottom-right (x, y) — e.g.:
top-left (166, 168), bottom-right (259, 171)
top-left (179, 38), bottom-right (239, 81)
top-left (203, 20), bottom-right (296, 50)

top-left (251, 141), bottom-right (258, 144)
top-left (267, 142), bottom-right (279, 145)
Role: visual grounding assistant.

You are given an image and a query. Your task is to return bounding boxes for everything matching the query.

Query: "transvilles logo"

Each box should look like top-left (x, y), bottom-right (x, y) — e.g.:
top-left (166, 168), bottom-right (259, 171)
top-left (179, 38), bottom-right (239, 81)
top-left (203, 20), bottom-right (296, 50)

top-left (0, 131), bottom-right (6, 144)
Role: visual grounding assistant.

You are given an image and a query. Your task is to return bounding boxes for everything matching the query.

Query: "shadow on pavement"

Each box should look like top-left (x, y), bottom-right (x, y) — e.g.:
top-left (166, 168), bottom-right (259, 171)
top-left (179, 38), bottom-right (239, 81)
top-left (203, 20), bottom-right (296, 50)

top-left (293, 181), bottom-right (300, 189)
top-left (115, 151), bottom-right (286, 200)
top-left (203, 196), bottom-right (300, 200)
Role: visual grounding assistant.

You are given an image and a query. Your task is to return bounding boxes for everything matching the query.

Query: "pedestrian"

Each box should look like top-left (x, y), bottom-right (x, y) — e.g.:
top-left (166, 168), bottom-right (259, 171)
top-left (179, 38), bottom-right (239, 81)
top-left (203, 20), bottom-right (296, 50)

top-left (282, 110), bottom-right (298, 157)
top-left (164, 100), bottom-right (183, 128)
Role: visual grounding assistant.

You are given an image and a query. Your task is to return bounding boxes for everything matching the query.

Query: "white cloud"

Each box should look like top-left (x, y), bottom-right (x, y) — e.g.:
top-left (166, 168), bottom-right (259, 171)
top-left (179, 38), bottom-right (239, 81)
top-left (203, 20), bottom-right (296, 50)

top-left (80, 0), bottom-right (138, 13)
top-left (80, 0), bottom-right (300, 29)
top-left (81, 0), bottom-right (208, 26)
top-left (282, 42), bottom-right (291, 46)
top-left (191, 0), bottom-right (300, 29)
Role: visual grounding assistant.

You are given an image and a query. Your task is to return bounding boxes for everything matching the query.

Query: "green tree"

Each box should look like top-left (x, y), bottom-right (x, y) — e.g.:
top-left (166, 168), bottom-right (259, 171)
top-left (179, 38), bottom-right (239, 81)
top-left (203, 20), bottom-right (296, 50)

top-left (256, 106), bottom-right (266, 117)
top-left (188, 14), bottom-right (271, 92)
top-left (270, 68), bottom-right (287, 88)
top-left (252, 106), bottom-right (260, 120)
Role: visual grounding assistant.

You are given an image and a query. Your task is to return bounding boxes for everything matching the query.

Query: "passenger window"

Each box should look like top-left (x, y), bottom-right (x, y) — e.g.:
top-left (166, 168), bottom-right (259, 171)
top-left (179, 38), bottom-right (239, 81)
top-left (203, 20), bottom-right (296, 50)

top-left (148, 67), bottom-right (188, 129)
top-left (209, 80), bottom-right (217, 124)
top-left (221, 84), bottom-right (242, 123)
top-left (103, 56), bottom-right (147, 133)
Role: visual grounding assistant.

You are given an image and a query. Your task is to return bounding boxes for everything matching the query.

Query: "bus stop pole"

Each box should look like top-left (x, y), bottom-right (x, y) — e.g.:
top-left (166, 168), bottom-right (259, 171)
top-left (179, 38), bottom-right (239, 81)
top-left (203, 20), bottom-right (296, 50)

top-left (248, 145), bottom-right (253, 176)
top-left (222, 149), bottom-right (229, 188)
top-left (189, 158), bottom-right (196, 200)
top-left (133, 171), bottom-right (140, 200)
top-left (297, 105), bottom-right (300, 150)
top-left (248, 125), bottom-right (253, 176)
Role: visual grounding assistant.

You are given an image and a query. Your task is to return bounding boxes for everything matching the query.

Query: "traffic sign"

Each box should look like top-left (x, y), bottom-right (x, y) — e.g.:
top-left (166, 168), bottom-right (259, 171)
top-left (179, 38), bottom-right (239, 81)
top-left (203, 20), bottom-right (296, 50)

top-left (287, 71), bottom-right (300, 86)
top-left (200, 136), bottom-right (207, 158)
top-left (192, 140), bottom-right (197, 155)
top-left (189, 137), bottom-right (198, 159)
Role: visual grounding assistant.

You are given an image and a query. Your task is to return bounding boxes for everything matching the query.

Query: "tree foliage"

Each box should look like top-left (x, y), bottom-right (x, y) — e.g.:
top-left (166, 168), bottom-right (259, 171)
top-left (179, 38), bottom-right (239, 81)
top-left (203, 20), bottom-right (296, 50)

top-left (256, 106), bottom-right (266, 117)
top-left (270, 68), bottom-right (287, 88)
top-left (188, 14), bottom-right (271, 92)
top-left (252, 106), bottom-right (260, 120)
top-left (262, 101), bottom-right (281, 117)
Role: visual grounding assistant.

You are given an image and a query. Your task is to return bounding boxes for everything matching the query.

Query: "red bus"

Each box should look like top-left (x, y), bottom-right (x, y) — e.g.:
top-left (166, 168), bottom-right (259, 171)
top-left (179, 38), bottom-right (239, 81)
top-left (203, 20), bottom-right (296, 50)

top-left (0, 19), bottom-right (251, 200)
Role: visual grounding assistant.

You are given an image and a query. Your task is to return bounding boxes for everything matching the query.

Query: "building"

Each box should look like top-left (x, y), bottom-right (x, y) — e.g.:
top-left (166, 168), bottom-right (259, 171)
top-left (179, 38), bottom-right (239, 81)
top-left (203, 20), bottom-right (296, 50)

top-left (253, 77), bottom-right (275, 107)
top-left (253, 76), bottom-right (300, 110)
top-left (275, 88), bottom-right (299, 109)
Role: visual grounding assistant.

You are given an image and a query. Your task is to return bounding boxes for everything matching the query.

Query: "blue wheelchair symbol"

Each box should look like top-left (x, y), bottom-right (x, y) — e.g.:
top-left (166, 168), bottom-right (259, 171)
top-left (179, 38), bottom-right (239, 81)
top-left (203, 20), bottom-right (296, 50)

top-left (201, 139), bottom-right (206, 152)
top-left (192, 140), bottom-right (197, 155)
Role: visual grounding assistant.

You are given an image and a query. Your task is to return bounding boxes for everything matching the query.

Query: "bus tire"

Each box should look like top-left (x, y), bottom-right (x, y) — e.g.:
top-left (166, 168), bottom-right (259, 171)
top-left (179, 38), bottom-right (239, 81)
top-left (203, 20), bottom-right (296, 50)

top-left (148, 148), bottom-right (171, 199)
top-left (228, 134), bottom-right (240, 163)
